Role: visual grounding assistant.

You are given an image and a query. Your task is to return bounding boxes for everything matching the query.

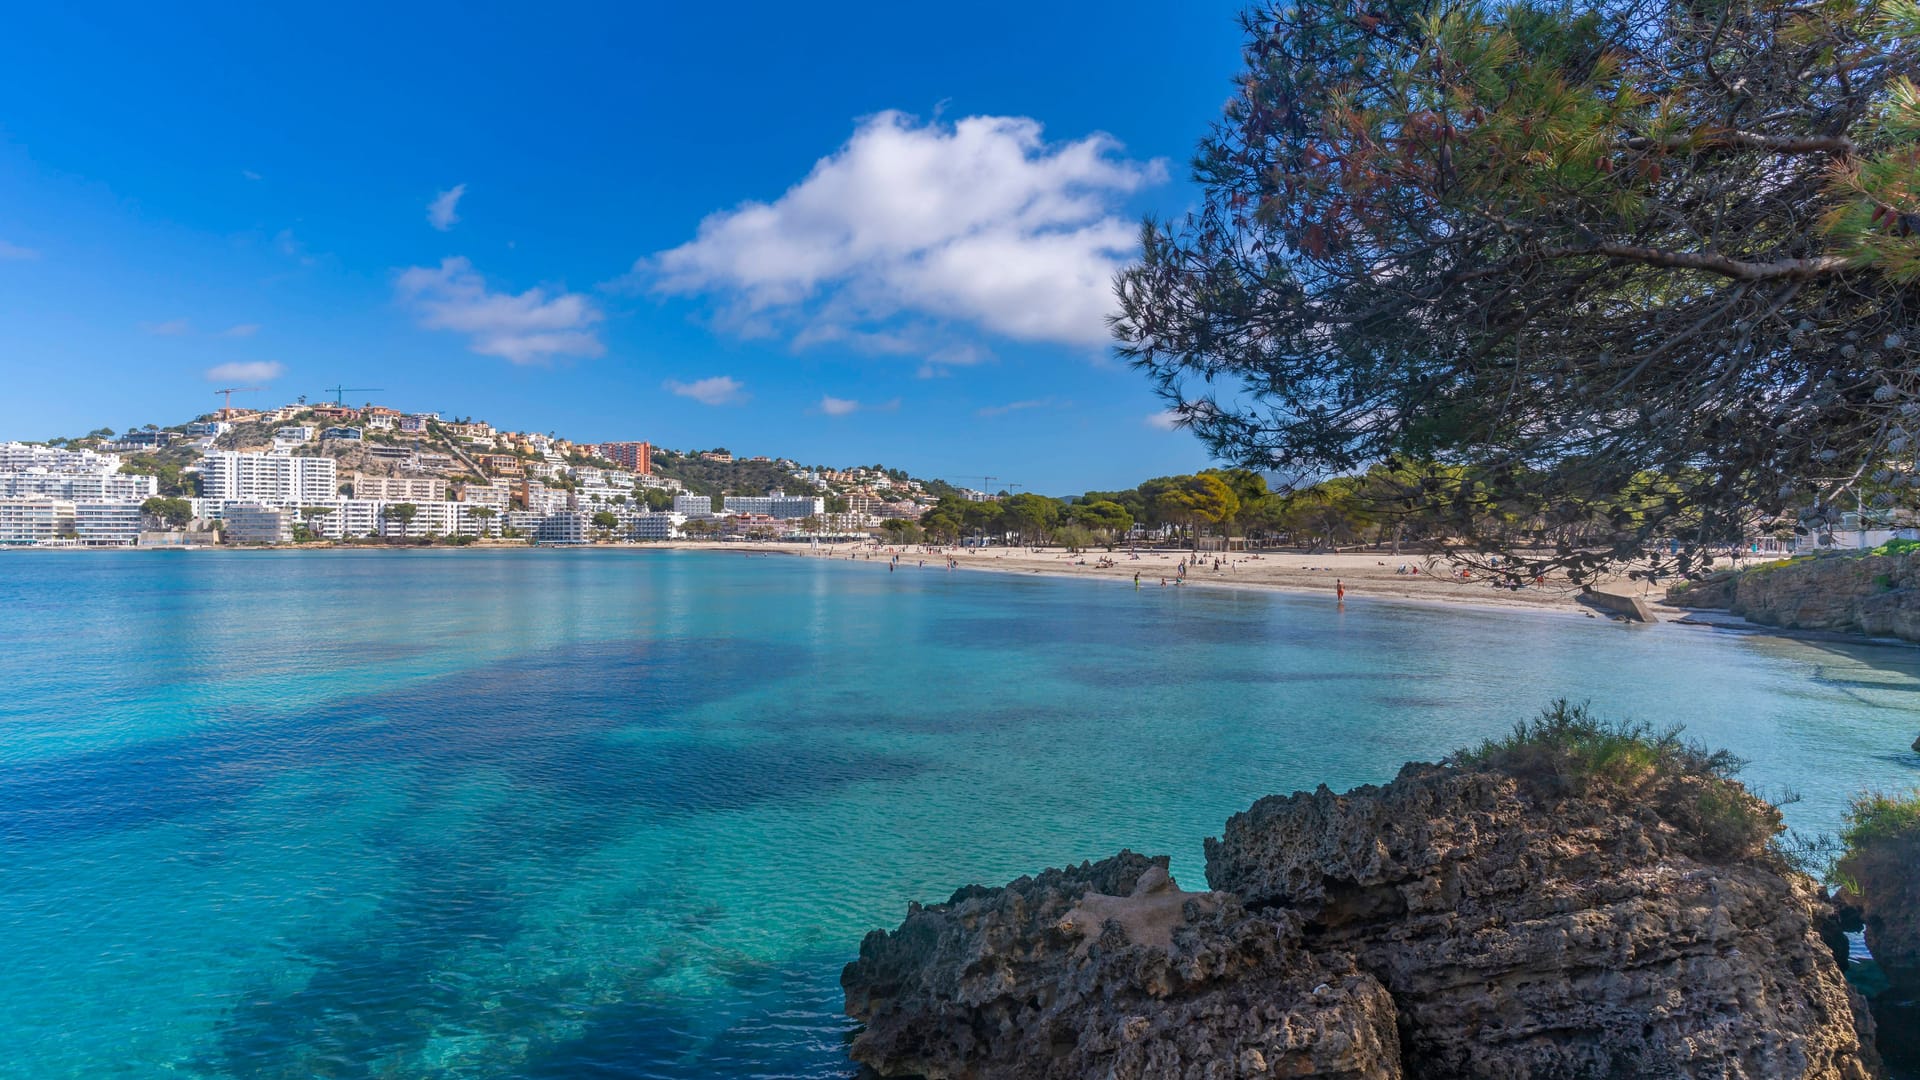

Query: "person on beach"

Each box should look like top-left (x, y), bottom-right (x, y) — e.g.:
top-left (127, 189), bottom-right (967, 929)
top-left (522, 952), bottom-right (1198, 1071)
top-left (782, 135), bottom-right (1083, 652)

top-left (1336, 578), bottom-right (1346, 602)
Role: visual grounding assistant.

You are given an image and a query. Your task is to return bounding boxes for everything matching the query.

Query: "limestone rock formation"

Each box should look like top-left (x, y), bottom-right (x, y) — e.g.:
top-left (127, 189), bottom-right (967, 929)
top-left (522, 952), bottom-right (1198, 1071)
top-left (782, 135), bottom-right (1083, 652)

top-left (842, 851), bottom-right (1403, 1079)
top-left (846, 763), bottom-right (1879, 1079)
top-left (1839, 817), bottom-right (1920, 997)
top-left (1208, 763), bottom-right (1876, 1079)
top-left (1670, 549), bottom-right (1920, 642)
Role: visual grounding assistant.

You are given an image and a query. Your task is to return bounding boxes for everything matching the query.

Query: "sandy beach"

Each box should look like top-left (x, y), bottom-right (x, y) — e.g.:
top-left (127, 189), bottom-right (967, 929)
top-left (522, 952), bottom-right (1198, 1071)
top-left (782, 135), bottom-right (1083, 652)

top-left (656, 540), bottom-right (1702, 618)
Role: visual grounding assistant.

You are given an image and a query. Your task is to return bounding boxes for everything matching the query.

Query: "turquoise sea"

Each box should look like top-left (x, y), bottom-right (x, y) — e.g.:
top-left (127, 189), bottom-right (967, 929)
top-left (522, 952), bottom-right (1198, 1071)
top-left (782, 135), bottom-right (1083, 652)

top-left (3, 549), bottom-right (1917, 1078)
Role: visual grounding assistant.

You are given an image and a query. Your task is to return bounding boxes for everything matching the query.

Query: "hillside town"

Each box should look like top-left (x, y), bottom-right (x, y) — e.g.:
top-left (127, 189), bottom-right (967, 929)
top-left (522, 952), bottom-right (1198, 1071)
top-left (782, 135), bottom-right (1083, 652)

top-left (0, 397), bottom-right (982, 547)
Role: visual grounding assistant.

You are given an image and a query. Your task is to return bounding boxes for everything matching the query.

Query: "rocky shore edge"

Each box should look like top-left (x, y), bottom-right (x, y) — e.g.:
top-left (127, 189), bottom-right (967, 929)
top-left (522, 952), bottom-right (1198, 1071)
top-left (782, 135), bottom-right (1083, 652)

top-left (1670, 547), bottom-right (1920, 644)
top-left (842, 706), bottom-right (1917, 1079)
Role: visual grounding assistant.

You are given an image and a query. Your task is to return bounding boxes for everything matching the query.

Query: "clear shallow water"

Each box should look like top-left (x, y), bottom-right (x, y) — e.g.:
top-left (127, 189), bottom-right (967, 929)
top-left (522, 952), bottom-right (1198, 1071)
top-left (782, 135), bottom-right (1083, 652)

top-left (2, 548), bottom-right (1916, 1078)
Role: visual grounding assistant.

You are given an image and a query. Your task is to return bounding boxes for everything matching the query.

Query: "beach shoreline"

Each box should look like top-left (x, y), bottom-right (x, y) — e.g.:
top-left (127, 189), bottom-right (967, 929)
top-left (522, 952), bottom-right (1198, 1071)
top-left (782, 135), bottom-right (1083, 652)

top-left (11, 538), bottom-right (1731, 624)
top-left (652, 539), bottom-right (1690, 621)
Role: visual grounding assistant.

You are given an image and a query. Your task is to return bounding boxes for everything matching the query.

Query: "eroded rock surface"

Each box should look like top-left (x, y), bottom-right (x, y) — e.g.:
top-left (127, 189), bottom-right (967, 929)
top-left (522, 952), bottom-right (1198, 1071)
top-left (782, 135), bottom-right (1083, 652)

top-left (1209, 763), bottom-right (1877, 1079)
top-left (842, 851), bottom-right (1402, 1079)
top-left (1671, 549), bottom-right (1920, 642)
top-left (846, 765), bottom-right (1880, 1079)
top-left (1843, 829), bottom-right (1920, 995)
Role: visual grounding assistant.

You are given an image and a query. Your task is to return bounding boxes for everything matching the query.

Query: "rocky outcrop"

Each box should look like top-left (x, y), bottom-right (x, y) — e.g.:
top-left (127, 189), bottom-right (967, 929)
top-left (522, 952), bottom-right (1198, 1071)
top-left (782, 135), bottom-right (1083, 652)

top-left (846, 764), bottom-right (1879, 1079)
top-left (1839, 822), bottom-right (1920, 1071)
top-left (1842, 831), bottom-right (1920, 996)
top-left (1670, 549), bottom-right (1920, 642)
top-left (843, 852), bottom-right (1402, 1079)
top-left (1209, 764), bottom-right (1874, 1078)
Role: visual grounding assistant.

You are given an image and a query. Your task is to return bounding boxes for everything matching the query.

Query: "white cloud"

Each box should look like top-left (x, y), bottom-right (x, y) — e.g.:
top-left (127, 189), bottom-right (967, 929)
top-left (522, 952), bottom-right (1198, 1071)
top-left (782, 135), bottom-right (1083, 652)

top-left (428, 183), bottom-right (467, 231)
top-left (242, 169), bottom-right (263, 181)
top-left (1145, 409), bottom-right (1182, 431)
top-left (919, 343), bottom-right (993, 378)
top-left (395, 256), bottom-right (603, 365)
top-left (219, 323), bottom-right (261, 338)
top-left (818, 395), bottom-right (861, 416)
top-left (978, 397), bottom-right (1054, 418)
top-left (664, 375), bottom-right (745, 406)
top-left (648, 111), bottom-right (1164, 350)
top-left (143, 318), bottom-right (192, 336)
top-left (0, 239), bottom-right (40, 260)
top-left (205, 360), bottom-right (285, 383)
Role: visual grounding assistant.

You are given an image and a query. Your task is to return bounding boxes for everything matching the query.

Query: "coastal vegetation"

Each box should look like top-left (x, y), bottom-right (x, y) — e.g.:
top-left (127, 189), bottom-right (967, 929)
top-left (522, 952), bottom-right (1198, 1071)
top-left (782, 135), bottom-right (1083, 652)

top-left (140, 496), bottom-right (193, 528)
top-left (1112, 0), bottom-right (1920, 582)
top-left (902, 462), bottom-right (1692, 555)
top-left (1841, 788), bottom-right (1920, 863)
top-left (1447, 700), bottom-right (1779, 862)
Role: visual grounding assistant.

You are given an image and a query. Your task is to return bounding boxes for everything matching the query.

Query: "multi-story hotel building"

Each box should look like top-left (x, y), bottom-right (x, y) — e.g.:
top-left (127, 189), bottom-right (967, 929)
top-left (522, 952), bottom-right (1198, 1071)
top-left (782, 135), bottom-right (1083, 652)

top-left (222, 503), bottom-right (294, 544)
top-left (0, 496), bottom-right (76, 545)
top-left (352, 475), bottom-right (448, 502)
top-left (74, 502), bottom-right (143, 547)
top-left (722, 490), bottom-right (825, 520)
top-left (673, 493), bottom-right (715, 518)
top-left (197, 452), bottom-right (338, 506)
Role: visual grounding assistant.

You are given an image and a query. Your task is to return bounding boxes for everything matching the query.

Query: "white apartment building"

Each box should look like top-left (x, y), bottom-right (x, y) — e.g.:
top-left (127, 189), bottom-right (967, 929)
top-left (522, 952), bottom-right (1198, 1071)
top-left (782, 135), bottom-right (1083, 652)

top-left (722, 490), bottom-right (825, 520)
top-left (524, 482), bottom-right (570, 514)
top-left (74, 502), bottom-right (142, 547)
top-left (354, 475), bottom-right (448, 501)
top-left (458, 482), bottom-right (512, 510)
top-left (274, 426), bottom-right (315, 448)
top-left (0, 442), bottom-right (125, 473)
top-left (537, 511), bottom-right (589, 545)
top-left (673, 493), bottom-right (716, 517)
top-left (403, 501), bottom-right (460, 538)
top-left (572, 466), bottom-right (637, 490)
top-left (634, 473), bottom-right (683, 492)
top-left (198, 451), bottom-right (338, 506)
top-left (629, 512), bottom-right (684, 540)
top-left (0, 496), bottom-right (76, 544)
top-left (457, 504), bottom-right (503, 536)
top-left (223, 503), bottom-right (293, 544)
top-left (301, 499), bottom-right (384, 539)
top-left (0, 469), bottom-right (156, 502)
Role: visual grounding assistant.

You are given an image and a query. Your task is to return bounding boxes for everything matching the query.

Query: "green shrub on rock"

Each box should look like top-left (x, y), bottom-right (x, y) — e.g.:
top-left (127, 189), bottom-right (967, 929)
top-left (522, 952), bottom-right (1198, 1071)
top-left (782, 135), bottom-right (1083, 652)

top-left (1447, 700), bottom-right (1782, 862)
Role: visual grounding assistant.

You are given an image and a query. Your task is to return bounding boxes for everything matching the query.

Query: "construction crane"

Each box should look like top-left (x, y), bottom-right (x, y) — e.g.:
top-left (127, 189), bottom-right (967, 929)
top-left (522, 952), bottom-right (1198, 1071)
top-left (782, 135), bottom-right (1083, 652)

top-left (212, 386), bottom-right (265, 418)
top-left (323, 385), bottom-right (385, 406)
top-left (950, 475), bottom-right (1020, 497)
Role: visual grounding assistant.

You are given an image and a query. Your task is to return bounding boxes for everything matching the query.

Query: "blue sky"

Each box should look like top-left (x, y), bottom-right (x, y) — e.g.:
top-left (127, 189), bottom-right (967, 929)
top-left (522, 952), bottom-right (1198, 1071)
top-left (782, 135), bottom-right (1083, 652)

top-left (0, 1), bottom-right (1247, 493)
